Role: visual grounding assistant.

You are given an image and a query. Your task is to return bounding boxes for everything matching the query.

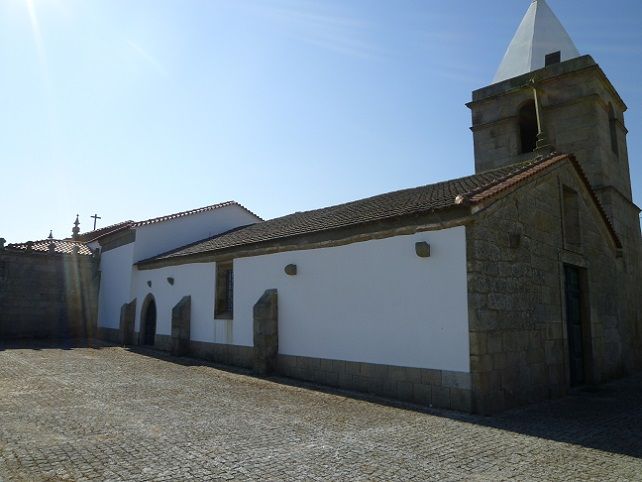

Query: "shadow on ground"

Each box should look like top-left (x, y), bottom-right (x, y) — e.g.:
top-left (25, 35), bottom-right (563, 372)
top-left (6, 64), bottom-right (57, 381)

top-left (4, 339), bottom-right (642, 460)
top-left (0, 337), bottom-right (109, 352)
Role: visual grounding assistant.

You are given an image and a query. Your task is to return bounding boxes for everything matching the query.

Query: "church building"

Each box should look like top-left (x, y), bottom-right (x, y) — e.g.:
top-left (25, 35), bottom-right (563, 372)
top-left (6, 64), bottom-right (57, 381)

top-left (81, 0), bottom-right (642, 414)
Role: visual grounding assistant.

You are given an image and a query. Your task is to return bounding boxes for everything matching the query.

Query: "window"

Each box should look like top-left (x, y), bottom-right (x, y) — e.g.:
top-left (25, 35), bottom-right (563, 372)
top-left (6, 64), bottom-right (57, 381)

top-left (519, 100), bottom-right (538, 154)
top-left (215, 261), bottom-right (234, 318)
top-left (563, 187), bottom-right (581, 247)
top-left (545, 51), bottom-right (561, 66)
top-left (608, 103), bottom-right (619, 158)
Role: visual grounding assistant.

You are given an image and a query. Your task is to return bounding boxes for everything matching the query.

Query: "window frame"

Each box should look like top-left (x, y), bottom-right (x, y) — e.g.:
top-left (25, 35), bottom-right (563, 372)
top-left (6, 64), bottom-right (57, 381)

top-left (214, 261), bottom-right (234, 319)
top-left (562, 186), bottom-right (582, 249)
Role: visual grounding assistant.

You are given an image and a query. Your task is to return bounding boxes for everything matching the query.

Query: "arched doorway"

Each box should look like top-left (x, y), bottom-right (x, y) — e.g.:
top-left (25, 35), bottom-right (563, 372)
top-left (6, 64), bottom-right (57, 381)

top-left (141, 295), bottom-right (157, 346)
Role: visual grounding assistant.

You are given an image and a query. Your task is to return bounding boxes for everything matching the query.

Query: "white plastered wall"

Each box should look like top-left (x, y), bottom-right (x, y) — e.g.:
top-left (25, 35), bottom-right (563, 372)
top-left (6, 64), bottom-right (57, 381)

top-left (97, 243), bottom-right (135, 329)
top-left (129, 226), bottom-right (470, 373)
top-left (234, 227), bottom-right (470, 373)
top-left (132, 263), bottom-right (235, 345)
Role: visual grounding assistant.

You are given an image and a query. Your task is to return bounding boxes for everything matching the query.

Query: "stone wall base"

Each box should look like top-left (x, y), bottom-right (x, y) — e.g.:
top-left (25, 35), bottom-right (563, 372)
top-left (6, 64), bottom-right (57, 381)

top-left (96, 327), bottom-right (120, 344)
top-left (94, 329), bottom-right (470, 411)
top-left (189, 340), bottom-right (254, 369)
top-left (277, 354), bottom-right (472, 412)
top-left (153, 334), bottom-right (172, 352)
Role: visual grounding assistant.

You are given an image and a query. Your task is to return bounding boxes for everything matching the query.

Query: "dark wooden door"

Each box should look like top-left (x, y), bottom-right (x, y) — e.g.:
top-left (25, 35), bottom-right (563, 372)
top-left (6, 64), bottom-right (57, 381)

top-left (143, 299), bottom-right (157, 346)
top-left (564, 265), bottom-right (585, 386)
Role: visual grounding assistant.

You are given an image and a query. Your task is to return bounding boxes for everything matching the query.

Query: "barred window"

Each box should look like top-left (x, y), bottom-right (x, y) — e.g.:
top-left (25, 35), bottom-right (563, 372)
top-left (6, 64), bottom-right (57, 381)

top-left (215, 261), bottom-right (234, 319)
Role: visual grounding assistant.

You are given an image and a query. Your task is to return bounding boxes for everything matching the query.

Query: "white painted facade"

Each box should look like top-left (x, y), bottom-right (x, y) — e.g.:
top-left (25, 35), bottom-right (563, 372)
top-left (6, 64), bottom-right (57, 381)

top-left (96, 203), bottom-right (261, 329)
top-left (96, 243), bottom-right (135, 329)
top-left (131, 263), bottom-right (237, 344)
top-left (130, 226), bottom-right (470, 373)
top-left (133, 204), bottom-right (260, 262)
top-left (234, 227), bottom-right (470, 372)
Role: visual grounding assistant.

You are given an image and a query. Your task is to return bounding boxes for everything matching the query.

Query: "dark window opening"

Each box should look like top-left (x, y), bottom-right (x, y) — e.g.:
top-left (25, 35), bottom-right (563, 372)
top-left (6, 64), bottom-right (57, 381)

top-left (519, 100), bottom-right (538, 154)
top-left (545, 51), bottom-right (561, 66)
top-left (215, 261), bottom-right (234, 319)
top-left (608, 103), bottom-right (619, 158)
top-left (563, 187), bottom-right (581, 247)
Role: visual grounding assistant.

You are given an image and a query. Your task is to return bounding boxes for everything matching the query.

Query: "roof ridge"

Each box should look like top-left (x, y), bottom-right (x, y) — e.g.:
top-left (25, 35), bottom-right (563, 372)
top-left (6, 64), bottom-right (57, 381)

top-left (8, 238), bottom-right (87, 247)
top-left (138, 156), bottom-right (564, 265)
top-left (133, 201), bottom-right (262, 227)
top-left (255, 159), bottom-right (544, 224)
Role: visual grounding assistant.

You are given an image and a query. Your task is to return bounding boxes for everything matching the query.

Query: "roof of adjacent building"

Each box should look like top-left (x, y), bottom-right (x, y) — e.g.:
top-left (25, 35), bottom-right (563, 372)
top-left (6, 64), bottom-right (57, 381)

top-left (6, 239), bottom-right (94, 256)
top-left (494, 0), bottom-right (580, 83)
top-left (74, 220), bottom-right (135, 243)
top-left (139, 153), bottom-right (620, 266)
top-left (132, 201), bottom-right (262, 228)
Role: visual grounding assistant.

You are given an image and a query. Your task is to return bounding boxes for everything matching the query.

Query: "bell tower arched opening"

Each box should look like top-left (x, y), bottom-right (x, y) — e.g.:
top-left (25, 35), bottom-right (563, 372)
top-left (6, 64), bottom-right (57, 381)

top-left (519, 100), bottom-right (538, 154)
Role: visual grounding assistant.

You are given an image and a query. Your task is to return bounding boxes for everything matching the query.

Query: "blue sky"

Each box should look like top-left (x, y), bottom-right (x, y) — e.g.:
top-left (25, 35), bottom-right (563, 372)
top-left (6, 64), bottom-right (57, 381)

top-left (1, 0), bottom-right (640, 242)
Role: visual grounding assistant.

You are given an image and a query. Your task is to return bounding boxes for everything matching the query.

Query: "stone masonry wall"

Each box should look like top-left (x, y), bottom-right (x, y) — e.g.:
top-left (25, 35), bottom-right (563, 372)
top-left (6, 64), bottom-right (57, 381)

top-left (466, 162), bottom-right (634, 414)
top-left (277, 354), bottom-right (472, 412)
top-left (0, 249), bottom-right (99, 339)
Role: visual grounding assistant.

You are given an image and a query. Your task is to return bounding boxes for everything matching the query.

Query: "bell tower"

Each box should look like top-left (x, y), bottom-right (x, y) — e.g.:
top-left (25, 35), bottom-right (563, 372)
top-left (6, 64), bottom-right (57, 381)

top-left (467, 0), bottom-right (640, 254)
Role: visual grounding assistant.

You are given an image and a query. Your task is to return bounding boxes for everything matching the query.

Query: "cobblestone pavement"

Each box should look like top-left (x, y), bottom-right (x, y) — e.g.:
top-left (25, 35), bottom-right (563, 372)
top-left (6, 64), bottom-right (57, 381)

top-left (0, 341), bottom-right (641, 481)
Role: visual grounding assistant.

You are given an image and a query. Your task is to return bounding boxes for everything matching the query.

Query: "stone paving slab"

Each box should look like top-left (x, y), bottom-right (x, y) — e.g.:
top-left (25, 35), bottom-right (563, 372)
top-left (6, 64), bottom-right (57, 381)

top-left (0, 341), bottom-right (641, 481)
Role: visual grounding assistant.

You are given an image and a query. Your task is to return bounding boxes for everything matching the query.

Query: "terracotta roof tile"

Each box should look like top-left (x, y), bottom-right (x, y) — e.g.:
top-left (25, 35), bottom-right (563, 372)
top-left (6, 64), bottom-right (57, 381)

top-left (133, 201), bottom-right (262, 227)
top-left (7, 239), bottom-right (93, 256)
top-left (145, 154), bottom-right (603, 264)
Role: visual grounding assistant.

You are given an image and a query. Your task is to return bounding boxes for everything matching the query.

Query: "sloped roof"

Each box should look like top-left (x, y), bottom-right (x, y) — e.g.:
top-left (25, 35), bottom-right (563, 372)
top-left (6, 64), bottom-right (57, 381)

top-left (6, 239), bottom-right (93, 256)
top-left (494, 0), bottom-right (580, 83)
top-left (133, 201), bottom-right (262, 227)
top-left (74, 220), bottom-right (135, 243)
top-left (139, 153), bottom-right (619, 266)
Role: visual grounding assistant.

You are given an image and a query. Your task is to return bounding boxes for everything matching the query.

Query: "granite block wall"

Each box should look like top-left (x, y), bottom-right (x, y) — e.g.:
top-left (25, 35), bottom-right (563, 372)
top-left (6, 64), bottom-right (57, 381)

top-left (0, 249), bottom-right (99, 340)
top-left (466, 162), bottom-right (637, 414)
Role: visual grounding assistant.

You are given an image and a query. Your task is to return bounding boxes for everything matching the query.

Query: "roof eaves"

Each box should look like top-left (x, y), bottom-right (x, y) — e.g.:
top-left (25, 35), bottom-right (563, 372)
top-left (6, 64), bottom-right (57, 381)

top-left (84, 221), bottom-right (135, 243)
top-left (137, 203), bottom-right (472, 268)
top-left (566, 155), bottom-right (623, 250)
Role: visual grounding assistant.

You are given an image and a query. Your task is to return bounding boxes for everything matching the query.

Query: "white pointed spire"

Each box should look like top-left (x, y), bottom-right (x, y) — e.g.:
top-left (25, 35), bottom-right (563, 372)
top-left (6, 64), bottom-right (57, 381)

top-left (493, 0), bottom-right (580, 83)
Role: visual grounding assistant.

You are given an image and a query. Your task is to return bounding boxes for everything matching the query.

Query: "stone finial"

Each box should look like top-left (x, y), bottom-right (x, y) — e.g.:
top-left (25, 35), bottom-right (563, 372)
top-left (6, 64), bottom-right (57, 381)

top-left (0, 238), bottom-right (5, 250)
top-left (72, 215), bottom-right (81, 240)
top-left (48, 230), bottom-right (54, 240)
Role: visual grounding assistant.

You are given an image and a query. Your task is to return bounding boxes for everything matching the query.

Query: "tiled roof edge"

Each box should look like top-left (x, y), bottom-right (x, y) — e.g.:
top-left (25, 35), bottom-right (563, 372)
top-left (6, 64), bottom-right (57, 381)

top-left (465, 152), bottom-right (622, 250)
top-left (466, 153), bottom-right (567, 204)
top-left (132, 201), bottom-right (262, 227)
top-left (6, 239), bottom-right (94, 256)
top-left (80, 221), bottom-right (136, 243)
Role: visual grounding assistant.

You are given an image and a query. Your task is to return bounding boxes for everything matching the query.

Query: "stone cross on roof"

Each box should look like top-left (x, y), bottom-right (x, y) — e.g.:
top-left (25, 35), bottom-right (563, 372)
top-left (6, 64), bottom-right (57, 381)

top-left (493, 0), bottom-right (580, 83)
